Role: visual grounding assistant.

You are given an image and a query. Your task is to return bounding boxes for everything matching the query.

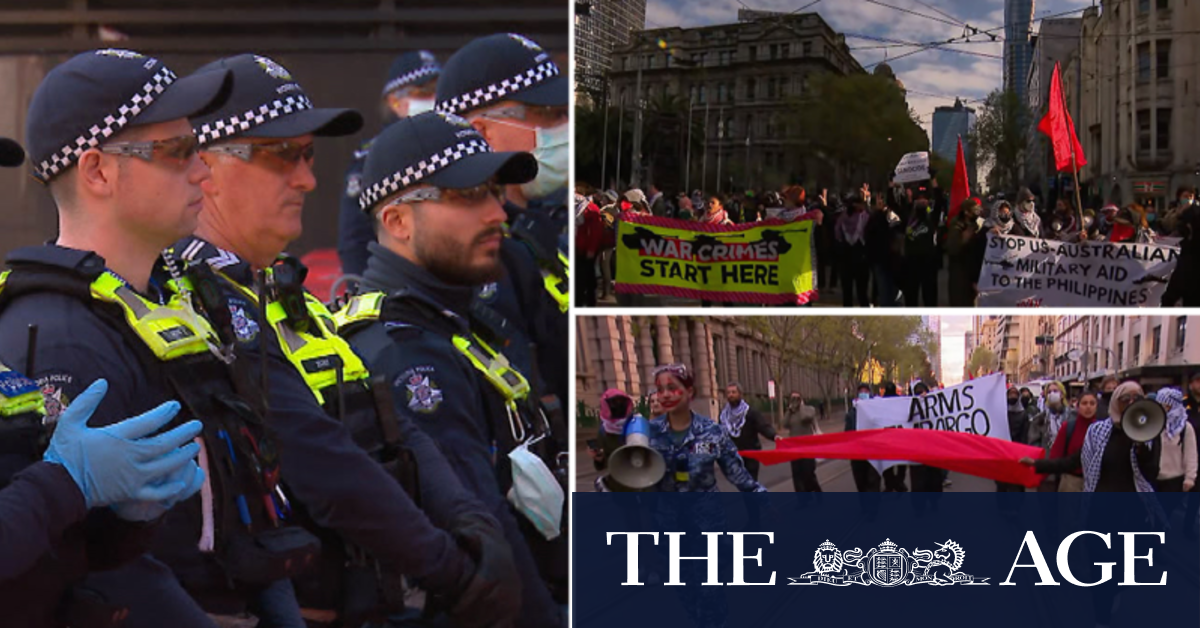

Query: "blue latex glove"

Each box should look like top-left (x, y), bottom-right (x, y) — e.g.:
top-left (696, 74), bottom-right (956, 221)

top-left (111, 459), bottom-right (206, 522)
top-left (43, 379), bottom-right (204, 510)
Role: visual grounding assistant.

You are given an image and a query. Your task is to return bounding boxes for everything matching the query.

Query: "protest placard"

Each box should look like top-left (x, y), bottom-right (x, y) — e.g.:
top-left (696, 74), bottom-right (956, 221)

top-left (613, 213), bottom-right (816, 304)
top-left (893, 151), bottom-right (930, 184)
top-left (854, 374), bottom-right (1010, 473)
top-left (977, 233), bottom-right (1180, 307)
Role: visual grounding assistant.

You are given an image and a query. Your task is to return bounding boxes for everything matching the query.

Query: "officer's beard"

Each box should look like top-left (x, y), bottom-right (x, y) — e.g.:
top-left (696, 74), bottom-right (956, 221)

top-left (414, 227), bottom-right (507, 286)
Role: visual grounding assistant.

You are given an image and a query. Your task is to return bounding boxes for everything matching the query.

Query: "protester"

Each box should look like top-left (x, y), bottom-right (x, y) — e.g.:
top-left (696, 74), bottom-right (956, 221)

top-left (1014, 188), bottom-right (1043, 238)
top-left (699, 195), bottom-right (732, 226)
top-left (946, 198), bottom-right (987, 307)
top-left (1109, 203), bottom-right (1153, 243)
top-left (718, 382), bottom-right (780, 482)
top-left (1019, 390), bottom-right (1100, 492)
top-left (1153, 388), bottom-right (1197, 496)
top-left (784, 392), bottom-right (823, 493)
top-left (843, 384), bottom-right (881, 492)
top-left (1030, 382), bottom-right (1072, 454)
top-left (997, 386), bottom-right (1030, 492)
top-left (907, 382), bottom-right (945, 497)
top-left (879, 382), bottom-right (909, 492)
top-left (834, 198), bottom-right (871, 307)
top-left (1083, 381), bottom-right (1161, 492)
top-left (1163, 188), bottom-right (1200, 306)
top-left (864, 193), bottom-right (902, 306)
top-left (900, 186), bottom-right (942, 307)
top-left (1162, 185), bottom-right (1196, 236)
top-left (648, 364), bottom-right (766, 493)
top-left (575, 192), bottom-right (604, 307)
top-left (1095, 375), bottom-right (1120, 421)
top-left (1046, 197), bottom-right (1087, 242)
top-left (647, 184), bottom-right (666, 216)
top-left (1185, 372), bottom-right (1200, 538)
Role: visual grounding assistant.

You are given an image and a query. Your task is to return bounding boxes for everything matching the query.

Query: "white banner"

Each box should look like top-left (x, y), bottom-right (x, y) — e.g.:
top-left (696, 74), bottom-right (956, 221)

top-left (855, 373), bottom-right (1011, 474)
top-left (977, 233), bottom-right (1180, 307)
top-left (892, 151), bottom-right (930, 184)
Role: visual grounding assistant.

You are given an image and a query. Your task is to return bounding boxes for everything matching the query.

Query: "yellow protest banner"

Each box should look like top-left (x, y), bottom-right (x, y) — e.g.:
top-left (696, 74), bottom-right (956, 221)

top-left (613, 213), bottom-right (816, 304)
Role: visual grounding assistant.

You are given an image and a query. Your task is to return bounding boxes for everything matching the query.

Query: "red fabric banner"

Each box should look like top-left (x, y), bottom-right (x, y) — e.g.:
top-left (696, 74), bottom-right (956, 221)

top-left (1037, 61), bottom-right (1087, 173)
top-left (742, 429), bottom-right (1047, 487)
top-left (947, 136), bottom-right (970, 220)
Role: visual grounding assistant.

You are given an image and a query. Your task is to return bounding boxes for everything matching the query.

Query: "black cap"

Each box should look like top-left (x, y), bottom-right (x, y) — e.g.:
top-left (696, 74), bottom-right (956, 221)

top-left (0, 138), bottom-right (24, 168)
top-left (435, 33), bottom-right (566, 116)
top-left (25, 48), bottom-right (232, 182)
top-left (358, 110), bottom-right (536, 213)
top-left (383, 50), bottom-right (440, 96)
top-left (191, 54), bottom-right (363, 145)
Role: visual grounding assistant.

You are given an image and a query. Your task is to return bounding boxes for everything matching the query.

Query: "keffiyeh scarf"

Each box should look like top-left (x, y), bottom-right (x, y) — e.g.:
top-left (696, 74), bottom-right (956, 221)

top-left (1157, 387), bottom-right (1188, 441)
top-left (1081, 419), bottom-right (1155, 493)
top-left (1016, 207), bottom-right (1041, 237)
top-left (720, 400), bottom-right (750, 438)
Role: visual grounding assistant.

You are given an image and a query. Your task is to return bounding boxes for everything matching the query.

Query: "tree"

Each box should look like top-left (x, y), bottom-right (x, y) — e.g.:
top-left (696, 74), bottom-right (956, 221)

top-left (968, 89), bottom-right (1029, 197)
top-left (786, 73), bottom-right (929, 193)
top-left (967, 346), bottom-right (999, 378)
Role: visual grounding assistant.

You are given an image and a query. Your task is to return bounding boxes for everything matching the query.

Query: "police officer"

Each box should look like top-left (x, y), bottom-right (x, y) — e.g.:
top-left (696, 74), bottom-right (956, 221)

top-left (0, 49), bottom-right (238, 627)
top-left (338, 110), bottom-right (564, 627)
top-left (338, 50), bottom-right (441, 277)
top-left (175, 53), bottom-right (518, 626)
top-left (1, 377), bottom-right (202, 580)
top-left (435, 33), bottom-right (569, 416)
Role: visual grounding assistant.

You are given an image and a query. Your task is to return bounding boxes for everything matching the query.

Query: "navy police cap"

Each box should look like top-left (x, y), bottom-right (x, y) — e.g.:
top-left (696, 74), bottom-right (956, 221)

top-left (358, 110), bottom-right (536, 213)
top-left (0, 138), bottom-right (24, 168)
top-left (191, 54), bottom-right (363, 145)
top-left (383, 50), bottom-right (440, 96)
top-left (25, 48), bottom-right (232, 182)
top-left (435, 33), bottom-right (566, 116)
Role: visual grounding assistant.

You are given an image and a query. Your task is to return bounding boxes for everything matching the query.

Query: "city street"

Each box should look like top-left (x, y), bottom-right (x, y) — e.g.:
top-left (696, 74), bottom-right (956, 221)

top-left (576, 410), bottom-right (995, 493)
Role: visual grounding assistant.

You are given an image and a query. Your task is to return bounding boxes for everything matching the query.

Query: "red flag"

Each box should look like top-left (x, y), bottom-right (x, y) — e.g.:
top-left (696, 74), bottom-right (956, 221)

top-left (1037, 61), bottom-right (1087, 172)
top-left (742, 428), bottom-right (1046, 487)
top-left (947, 136), bottom-right (970, 219)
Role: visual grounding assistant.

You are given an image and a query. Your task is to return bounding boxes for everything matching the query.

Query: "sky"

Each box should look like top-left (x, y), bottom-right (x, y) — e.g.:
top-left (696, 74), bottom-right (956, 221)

top-left (643, 0), bottom-right (1095, 139)
top-left (939, 316), bottom-right (973, 386)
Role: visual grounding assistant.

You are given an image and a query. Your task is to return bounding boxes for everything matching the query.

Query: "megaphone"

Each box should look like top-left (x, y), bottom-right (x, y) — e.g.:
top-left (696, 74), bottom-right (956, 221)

top-left (1121, 399), bottom-right (1166, 442)
top-left (608, 416), bottom-right (666, 490)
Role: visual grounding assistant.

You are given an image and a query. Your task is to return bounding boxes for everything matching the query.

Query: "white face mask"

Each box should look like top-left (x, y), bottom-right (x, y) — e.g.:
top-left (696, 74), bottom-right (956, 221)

top-left (405, 97), bottom-right (435, 117)
top-left (1047, 392), bottom-right (1063, 407)
top-left (522, 122), bottom-right (569, 200)
top-left (507, 442), bottom-right (564, 540)
top-left (488, 117), bottom-right (568, 201)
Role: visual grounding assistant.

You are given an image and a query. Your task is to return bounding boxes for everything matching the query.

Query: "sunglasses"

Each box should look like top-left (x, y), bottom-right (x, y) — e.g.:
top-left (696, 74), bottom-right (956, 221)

top-left (390, 180), bottom-right (503, 206)
top-left (203, 141), bottom-right (315, 167)
top-left (480, 104), bottom-right (569, 125)
top-left (99, 134), bottom-right (200, 166)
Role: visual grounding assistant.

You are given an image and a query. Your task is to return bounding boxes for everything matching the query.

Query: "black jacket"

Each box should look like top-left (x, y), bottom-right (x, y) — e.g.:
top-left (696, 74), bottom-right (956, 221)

top-left (724, 406), bottom-right (777, 452)
top-left (349, 243), bottom-right (564, 628)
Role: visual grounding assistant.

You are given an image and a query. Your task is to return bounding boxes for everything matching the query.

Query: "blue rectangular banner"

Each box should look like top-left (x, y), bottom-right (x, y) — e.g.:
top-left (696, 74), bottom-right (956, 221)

top-left (573, 492), bottom-right (1199, 628)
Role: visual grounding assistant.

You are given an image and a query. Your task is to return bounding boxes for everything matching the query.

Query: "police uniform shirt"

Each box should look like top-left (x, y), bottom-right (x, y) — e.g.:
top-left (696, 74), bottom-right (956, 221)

top-left (0, 245), bottom-right (216, 628)
top-left (337, 139), bottom-right (375, 277)
top-left (168, 236), bottom-right (482, 591)
top-left (351, 242), bottom-right (563, 628)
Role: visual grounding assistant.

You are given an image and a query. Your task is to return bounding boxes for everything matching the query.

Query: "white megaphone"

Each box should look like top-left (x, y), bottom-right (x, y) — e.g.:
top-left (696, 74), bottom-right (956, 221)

top-left (608, 415), bottom-right (666, 490)
top-left (1121, 399), bottom-right (1166, 442)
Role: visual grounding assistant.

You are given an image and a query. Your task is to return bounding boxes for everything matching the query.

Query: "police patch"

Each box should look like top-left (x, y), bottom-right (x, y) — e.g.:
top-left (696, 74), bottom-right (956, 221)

top-left (229, 304), bottom-right (261, 342)
top-left (398, 367), bottom-right (443, 413)
top-left (96, 48), bottom-right (144, 59)
top-left (255, 56), bottom-right (293, 80)
top-left (35, 371), bottom-right (75, 424)
top-left (346, 173), bottom-right (362, 198)
top-left (508, 33), bottom-right (543, 52)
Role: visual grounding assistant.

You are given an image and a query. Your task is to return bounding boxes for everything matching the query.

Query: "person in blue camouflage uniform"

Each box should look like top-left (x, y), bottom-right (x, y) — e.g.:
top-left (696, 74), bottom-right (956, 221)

top-left (337, 51), bottom-right (441, 277)
top-left (645, 364), bottom-right (764, 628)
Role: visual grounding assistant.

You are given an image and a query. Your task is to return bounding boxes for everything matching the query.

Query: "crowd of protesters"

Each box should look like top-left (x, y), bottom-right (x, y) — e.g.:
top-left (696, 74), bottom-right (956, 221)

top-left (575, 178), bottom-right (1200, 308)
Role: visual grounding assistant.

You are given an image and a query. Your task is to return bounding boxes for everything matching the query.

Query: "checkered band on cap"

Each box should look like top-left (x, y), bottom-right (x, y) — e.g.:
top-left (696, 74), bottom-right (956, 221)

top-left (34, 66), bottom-right (177, 182)
top-left (194, 94), bottom-right (314, 145)
top-left (435, 61), bottom-right (559, 116)
top-left (359, 138), bottom-right (492, 211)
top-left (382, 65), bottom-right (440, 96)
